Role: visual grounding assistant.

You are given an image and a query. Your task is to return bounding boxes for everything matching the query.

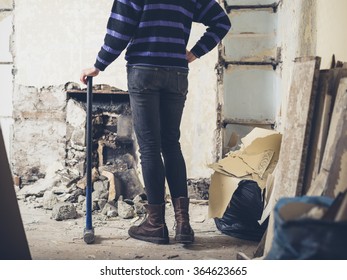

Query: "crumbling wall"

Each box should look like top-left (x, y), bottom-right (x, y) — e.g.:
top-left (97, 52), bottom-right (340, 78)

top-left (12, 84), bottom-right (67, 185)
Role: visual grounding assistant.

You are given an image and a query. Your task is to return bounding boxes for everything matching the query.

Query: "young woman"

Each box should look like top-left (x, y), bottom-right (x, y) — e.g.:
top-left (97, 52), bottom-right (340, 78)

top-left (80, 0), bottom-right (231, 245)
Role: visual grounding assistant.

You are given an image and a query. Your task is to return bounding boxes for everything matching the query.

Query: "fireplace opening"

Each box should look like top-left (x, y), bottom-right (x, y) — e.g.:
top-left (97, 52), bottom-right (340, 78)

top-left (64, 84), bottom-right (145, 204)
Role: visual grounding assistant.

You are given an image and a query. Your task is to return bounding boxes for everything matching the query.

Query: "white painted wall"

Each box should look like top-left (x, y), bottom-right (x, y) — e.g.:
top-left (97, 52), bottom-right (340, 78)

top-left (13, 0), bottom-right (219, 179)
top-left (0, 2), bottom-right (13, 159)
top-left (184, 23), bottom-right (219, 178)
top-left (14, 0), bottom-right (125, 89)
top-left (316, 0), bottom-right (347, 69)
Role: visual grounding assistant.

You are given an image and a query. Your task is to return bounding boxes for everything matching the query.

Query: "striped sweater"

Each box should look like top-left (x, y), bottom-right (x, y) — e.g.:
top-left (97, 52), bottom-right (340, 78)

top-left (94, 0), bottom-right (231, 71)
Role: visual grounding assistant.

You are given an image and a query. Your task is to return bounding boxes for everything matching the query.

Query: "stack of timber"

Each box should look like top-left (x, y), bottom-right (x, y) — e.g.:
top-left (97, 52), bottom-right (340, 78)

top-left (245, 56), bottom-right (347, 259)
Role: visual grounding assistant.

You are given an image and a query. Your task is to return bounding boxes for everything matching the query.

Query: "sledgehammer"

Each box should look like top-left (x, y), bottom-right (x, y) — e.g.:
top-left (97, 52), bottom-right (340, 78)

top-left (83, 76), bottom-right (95, 244)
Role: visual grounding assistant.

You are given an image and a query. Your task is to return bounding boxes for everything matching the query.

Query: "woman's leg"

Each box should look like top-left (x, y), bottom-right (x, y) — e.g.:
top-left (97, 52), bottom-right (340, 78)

top-left (127, 66), bottom-right (166, 204)
top-left (160, 69), bottom-right (188, 198)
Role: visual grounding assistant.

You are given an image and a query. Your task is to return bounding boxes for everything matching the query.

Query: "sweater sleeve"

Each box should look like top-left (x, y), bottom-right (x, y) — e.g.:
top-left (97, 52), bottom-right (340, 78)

top-left (191, 0), bottom-right (231, 59)
top-left (94, 0), bottom-right (143, 71)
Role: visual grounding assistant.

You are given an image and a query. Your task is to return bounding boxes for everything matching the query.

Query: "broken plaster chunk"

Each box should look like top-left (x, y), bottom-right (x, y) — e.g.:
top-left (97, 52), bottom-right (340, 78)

top-left (43, 190), bottom-right (59, 210)
top-left (17, 177), bottom-right (58, 197)
top-left (134, 202), bottom-right (146, 215)
top-left (78, 195), bottom-right (86, 204)
top-left (101, 201), bottom-right (118, 217)
top-left (107, 210), bottom-right (118, 217)
top-left (93, 180), bottom-right (108, 194)
top-left (52, 202), bottom-right (77, 221)
top-left (97, 199), bottom-right (107, 211)
top-left (71, 128), bottom-right (86, 147)
top-left (92, 189), bottom-right (109, 202)
top-left (66, 99), bottom-right (86, 128)
top-left (117, 200), bottom-right (135, 219)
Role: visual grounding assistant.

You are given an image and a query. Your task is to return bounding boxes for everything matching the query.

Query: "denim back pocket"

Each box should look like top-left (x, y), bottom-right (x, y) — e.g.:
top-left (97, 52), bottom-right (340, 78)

top-left (127, 66), bottom-right (162, 93)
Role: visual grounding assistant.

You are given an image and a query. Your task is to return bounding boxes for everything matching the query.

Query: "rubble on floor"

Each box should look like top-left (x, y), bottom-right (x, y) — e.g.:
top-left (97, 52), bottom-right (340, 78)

top-left (16, 170), bottom-right (147, 222)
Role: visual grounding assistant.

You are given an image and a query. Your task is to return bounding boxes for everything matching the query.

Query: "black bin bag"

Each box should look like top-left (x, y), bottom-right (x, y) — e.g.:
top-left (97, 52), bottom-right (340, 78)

top-left (214, 180), bottom-right (268, 242)
top-left (265, 196), bottom-right (347, 260)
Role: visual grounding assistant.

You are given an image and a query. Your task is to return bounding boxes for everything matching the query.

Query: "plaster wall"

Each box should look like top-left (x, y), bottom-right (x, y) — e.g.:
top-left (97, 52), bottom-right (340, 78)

top-left (183, 23), bottom-right (219, 178)
top-left (13, 0), bottom-right (218, 179)
top-left (316, 0), bottom-right (347, 69)
top-left (276, 0), bottom-right (317, 130)
top-left (0, 0), bottom-right (14, 159)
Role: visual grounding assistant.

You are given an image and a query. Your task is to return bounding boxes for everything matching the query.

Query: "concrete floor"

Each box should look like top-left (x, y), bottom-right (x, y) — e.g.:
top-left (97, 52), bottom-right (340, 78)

top-left (18, 200), bottom-right (258, 260)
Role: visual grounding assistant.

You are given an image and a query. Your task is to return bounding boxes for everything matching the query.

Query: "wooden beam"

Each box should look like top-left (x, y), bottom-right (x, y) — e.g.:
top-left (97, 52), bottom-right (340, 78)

top-left (263, 56), bottom-right (321, 256)
top-left (274, 57), bottom-right (321, 197)
top-left (306, 69), bottom-right (347, 195)
top-left (302, 70), bottom-right (330, 194)
top-left (318, 78), bottom-right (347, 197)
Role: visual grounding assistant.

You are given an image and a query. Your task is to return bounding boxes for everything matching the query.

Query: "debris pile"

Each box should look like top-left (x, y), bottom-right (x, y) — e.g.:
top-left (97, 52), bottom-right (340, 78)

top-left (16, 84), bottom-right (146, 221)
top-left (17, 168), bottom-right (147, 222)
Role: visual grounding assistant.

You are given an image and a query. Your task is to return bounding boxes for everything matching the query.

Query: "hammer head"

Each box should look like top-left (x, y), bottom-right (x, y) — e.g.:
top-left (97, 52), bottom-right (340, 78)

top-left (83, 228), bottom-right (95, 244)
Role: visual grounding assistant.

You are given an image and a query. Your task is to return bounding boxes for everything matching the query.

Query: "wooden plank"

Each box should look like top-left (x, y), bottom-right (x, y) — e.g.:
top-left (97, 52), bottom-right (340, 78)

top-left (308, 78), bottom-right (347, 197)
top-left (328, 69), bottom-right (347, 112)
top-left (0, 126), bottom-right (31, 260)
top-left (302, 70), bottom-right (330, 194)
top-left (306, 69), bottom-right (347, 195)
top-left (322, 78), bottom-right (347, 197)
top-left (310, 94), bottom-right (332, 181)
top-left (263, 56), bottom-right (321, 256)
top-left (274, 57), bottom-right (321, 197)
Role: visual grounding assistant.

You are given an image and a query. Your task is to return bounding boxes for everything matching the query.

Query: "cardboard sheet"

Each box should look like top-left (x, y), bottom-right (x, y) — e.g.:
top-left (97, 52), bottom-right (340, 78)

top-left (240, 149), bottom-right (274, 178)
top-left (208, 172), bottom-right (241, 218)
top-left (241, 127), bottom-right (280, 149)
top-left (217, 155), bottom-right (253, 177)
top-left (210, 128), bottom-right (281, 183)
top-left (208, 128), bottom-right (282, 220)
top-left (242, 132), bottom-right (282, 162)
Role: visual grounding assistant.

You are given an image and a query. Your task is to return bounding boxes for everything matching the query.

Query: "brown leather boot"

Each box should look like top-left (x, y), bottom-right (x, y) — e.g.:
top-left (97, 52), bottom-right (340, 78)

top-left (128, 204), bottom-right (169, 244)
top-left (172, 197), bottom-right (194, 244)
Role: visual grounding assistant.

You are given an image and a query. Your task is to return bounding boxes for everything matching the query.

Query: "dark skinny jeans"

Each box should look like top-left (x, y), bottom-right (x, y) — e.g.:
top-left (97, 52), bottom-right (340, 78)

top-left (127, 65), bottom-right (189, 204)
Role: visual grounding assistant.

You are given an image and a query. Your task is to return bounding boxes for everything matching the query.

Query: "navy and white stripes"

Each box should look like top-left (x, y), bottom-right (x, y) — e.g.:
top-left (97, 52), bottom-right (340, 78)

top-left (94, 0), bottom-right (231, 71)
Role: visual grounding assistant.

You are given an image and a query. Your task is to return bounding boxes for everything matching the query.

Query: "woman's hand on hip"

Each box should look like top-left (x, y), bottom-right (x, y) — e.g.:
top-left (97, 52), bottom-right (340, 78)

top-left (186, 50), bottom-right (197, 63)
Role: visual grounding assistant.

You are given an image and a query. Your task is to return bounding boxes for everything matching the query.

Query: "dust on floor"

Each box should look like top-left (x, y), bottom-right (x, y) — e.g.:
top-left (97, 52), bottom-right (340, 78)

top-left (18, 200), bottom-right (257, 260)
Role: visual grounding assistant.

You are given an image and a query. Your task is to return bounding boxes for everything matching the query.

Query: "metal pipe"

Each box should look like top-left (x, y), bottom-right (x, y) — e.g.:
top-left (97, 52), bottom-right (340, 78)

top-left (86, 76), bottom-right (93, 230)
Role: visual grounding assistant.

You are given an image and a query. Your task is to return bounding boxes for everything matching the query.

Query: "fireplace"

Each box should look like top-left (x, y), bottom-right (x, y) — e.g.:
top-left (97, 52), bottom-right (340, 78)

top-left (63, 83), bottom-right (144, 201)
